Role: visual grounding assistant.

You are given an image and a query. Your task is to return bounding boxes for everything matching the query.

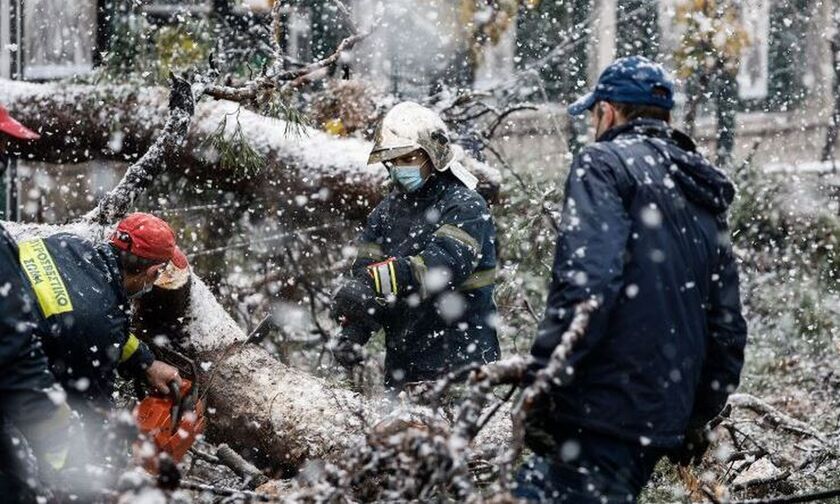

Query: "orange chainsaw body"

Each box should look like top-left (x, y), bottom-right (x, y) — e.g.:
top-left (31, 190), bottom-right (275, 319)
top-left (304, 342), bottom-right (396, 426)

top-left (134, 379), bottom-right (205, 471)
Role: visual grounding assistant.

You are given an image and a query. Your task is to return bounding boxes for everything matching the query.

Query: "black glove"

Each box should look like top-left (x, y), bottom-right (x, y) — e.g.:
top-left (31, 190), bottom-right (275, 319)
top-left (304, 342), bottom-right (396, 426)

top-left (331, 334), bottom-right (365, 369)
top-left (332, 277), bottom-right (388, 325)
top-left (670, 423), bottom-right (711, 466)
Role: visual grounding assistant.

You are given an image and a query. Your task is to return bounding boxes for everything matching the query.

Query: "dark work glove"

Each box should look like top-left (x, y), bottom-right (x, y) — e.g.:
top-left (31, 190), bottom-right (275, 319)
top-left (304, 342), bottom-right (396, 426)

top-left (331, 334), bottom-right (365, 369)
top-left (332, 277), bottom-right (388, 325)
top-left (670, 423), bottom-right (711, 466)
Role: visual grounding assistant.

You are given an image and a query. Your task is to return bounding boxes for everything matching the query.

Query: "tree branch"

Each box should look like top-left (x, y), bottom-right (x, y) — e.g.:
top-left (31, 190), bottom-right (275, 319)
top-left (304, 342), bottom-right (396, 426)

top-left (84, 73), bottom-right (195, 224)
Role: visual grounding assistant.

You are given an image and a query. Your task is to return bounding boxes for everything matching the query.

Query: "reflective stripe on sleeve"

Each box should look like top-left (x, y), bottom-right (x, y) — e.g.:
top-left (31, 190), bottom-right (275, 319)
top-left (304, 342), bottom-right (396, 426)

top-left (368, 258), bottom-right (398, 297)
top-left (458, 267), bottom-right (497, 291)
top-left (408, 255), bottom-right (428, 300)
top-left (433, 224), bottom-right (480, 256)
top-left (32, 401), bottom-right (72, 470)
top-left (120, 333), bottom-right (141, 363)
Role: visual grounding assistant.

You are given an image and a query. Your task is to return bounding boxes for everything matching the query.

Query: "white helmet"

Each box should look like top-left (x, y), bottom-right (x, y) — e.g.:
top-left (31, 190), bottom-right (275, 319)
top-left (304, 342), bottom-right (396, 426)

top-left (368, 102), bottom-right (478, 190)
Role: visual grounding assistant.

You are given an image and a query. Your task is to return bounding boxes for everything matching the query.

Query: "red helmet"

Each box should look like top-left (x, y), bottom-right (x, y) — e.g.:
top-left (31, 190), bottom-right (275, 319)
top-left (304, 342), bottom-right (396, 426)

top-left (110, 213), bottom-right (189, 269)
top-left (0, 104), bottom-right (40, 140)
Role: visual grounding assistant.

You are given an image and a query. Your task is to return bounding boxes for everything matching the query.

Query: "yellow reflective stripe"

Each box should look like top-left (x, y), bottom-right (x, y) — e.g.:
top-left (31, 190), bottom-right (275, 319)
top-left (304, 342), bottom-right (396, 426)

top-left (356, 242), bottom-right (384, 261)
top-left (388, 260), bottom-right (398, 295)
top-left (120, 333), bottom-right (141, 363)
top-left (459, 268), bottom-right (496, 291)
top-left (31, 402), bottom-right (71, 470)
top-left (19, 239), bottom-right (73, 317)
top-left (44, 446), bottom-right (69, 471)
top-left (433, 224), bottom-right (479, 254)
top-left (371, 267), bottom-right (382, 293)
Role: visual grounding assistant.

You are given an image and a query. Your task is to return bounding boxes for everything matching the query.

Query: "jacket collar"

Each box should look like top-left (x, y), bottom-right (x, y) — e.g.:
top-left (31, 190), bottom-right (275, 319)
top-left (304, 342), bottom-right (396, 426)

top-left (98, 242), bottom-right (127, 302)
top-left (597, 118), bottom-right (697, 152)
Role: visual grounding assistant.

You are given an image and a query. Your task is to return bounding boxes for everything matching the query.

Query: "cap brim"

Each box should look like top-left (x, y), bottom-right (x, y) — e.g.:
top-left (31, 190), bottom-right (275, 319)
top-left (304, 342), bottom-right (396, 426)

top-left (170, 246), bottom-right (189, 270)
top-left (567, 92), bottom-right (597, 117)
top-left (0, 115), bottom-right (40, 140)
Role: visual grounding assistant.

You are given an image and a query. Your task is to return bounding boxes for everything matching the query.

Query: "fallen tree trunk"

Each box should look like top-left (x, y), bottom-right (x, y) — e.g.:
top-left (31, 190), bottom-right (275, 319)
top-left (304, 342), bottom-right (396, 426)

top-left (0, 79), bottom-right (501, 221)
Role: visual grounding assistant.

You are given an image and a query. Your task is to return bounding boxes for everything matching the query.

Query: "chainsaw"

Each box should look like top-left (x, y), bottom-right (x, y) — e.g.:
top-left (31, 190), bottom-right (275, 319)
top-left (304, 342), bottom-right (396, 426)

top-left (133, 343), bottom-right (206, 473)
top-left (134, 377), bottom-right (206, 472)
top-left (133, 315), bottom-right (276, 472)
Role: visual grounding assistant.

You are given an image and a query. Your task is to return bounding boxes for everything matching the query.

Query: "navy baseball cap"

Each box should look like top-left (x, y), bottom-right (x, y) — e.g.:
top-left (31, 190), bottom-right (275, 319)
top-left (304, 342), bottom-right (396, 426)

top-left (568, 55), bottom-right (675, 116)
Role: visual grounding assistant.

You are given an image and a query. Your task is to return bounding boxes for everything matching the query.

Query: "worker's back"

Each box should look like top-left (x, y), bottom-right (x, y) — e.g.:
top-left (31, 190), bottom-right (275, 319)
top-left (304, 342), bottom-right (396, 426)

top-left (531, 118), bottom-right (747, 448)
top-left (19, 233), bottom-right (130, 404)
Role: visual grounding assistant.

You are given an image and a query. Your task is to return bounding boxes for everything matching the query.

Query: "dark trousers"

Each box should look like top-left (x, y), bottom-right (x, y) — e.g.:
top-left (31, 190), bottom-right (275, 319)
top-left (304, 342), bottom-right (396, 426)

top-left (513, 426), bottom-right (666, 503)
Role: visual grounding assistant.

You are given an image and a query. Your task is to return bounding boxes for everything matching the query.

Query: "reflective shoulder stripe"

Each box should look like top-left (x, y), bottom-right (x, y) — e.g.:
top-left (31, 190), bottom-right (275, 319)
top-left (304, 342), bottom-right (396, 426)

top-left (356, 242), bottom-right (384, 261)
top-left (18, 239), bottom-right (74, 317)
top-left (433, 224), bottom-right (480, 254)
top-left (459, 267), bottom-right (496, 291)
top-left (120, 333), bottom-right (141, 363)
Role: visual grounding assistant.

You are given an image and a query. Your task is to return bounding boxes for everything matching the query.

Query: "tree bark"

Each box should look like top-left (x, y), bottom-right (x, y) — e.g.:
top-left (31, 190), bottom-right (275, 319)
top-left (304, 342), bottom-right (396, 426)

top-left (0, 79), bottom-right (501, 221)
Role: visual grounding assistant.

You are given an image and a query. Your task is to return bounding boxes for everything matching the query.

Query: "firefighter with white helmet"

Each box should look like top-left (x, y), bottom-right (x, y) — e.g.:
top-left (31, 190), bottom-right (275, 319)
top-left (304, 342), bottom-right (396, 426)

top-left (331, 102), bottom-right (500, 389)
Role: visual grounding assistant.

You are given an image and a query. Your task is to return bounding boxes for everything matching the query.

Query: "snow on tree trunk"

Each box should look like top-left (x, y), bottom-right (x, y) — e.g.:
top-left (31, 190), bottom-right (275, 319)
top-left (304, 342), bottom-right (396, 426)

top-left (0, 79), bottom-right (501, 221)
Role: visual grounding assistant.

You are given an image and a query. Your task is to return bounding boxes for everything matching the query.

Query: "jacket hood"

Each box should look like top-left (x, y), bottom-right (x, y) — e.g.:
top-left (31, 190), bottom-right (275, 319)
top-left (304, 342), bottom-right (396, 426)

top-left (602, 119), bottom-right (736, 214)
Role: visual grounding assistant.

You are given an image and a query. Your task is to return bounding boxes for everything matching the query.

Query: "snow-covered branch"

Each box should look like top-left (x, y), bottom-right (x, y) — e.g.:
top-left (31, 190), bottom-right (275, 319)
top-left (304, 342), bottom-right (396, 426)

top-left (84, 73), bottom-right (195, 224)
top-left (203, 6), bottom-right (378, 103)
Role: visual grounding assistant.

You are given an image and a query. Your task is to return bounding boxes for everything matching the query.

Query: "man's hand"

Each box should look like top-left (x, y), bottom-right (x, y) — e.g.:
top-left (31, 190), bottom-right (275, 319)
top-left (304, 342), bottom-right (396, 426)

top-left (671, 423), bottom-right (712, 467)
top-left (331, 337), bottom-right (365, 369)
top-left (145, 360), bottom-right (182, 395)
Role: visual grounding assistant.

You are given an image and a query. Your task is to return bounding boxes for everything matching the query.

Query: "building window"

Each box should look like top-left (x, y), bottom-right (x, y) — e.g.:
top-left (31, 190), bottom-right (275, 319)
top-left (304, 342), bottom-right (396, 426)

top-left (23, 0), bottom-right (96, 80)
top-left (736, 0), bottom-right (770, 100)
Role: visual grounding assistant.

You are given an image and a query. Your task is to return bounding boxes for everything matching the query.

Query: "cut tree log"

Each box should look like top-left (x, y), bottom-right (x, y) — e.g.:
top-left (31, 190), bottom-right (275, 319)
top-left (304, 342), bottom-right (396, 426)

top-left (0, 79), bottom-right (501, 221)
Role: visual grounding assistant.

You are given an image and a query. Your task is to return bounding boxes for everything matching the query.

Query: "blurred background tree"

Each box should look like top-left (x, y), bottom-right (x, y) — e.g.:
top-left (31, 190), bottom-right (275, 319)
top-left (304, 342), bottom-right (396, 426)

top-left (674, 0), bottom-right (749, 166)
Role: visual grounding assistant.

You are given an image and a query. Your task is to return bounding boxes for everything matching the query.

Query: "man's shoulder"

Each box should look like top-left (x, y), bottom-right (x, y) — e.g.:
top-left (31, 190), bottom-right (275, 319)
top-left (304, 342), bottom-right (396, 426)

top-left (43, 233), bottom-right (96, 254)
top-left (576, 142), bottom-right (626, 167)
top-left (441, 181), bottom-right (490, 213)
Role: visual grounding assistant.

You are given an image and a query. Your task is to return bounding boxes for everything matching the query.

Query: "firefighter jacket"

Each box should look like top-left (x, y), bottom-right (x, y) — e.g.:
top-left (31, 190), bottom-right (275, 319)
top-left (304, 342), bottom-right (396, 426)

top-left (0, 224), bottom-right (72, 480)
top-left (345, 172), bottom-right (500, 387)
top-left (17, 233), bottom-right (154, 405)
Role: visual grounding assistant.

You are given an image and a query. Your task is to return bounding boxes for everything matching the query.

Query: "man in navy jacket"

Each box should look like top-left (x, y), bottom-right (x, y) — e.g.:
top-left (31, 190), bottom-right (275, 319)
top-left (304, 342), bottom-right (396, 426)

top-left (515, 56), bottom-right (748, 503)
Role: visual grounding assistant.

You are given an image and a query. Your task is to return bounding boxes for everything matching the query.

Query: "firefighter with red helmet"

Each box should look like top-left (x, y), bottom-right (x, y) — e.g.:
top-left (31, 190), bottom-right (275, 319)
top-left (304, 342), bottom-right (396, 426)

top-left (21, 213), bottom-right (187, 414)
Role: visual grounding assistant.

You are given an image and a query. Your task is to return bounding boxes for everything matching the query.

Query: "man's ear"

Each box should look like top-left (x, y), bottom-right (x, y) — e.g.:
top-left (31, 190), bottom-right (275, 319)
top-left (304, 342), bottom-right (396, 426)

top-left (602, 102), bottom-right (616, 125)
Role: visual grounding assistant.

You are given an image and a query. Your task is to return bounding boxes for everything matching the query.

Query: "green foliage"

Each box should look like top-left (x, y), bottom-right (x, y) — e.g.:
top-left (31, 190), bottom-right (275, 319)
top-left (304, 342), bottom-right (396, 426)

top-left (98, 11), bottom-right (213, 84)
top-left (261, 94), bottom-right (312, 138)
top-left (493, 165), bottom-right (566, 352)
top-left (203, 110), bottom-right (266, 179)
top-left (153, 24), bottom-right (212, 79)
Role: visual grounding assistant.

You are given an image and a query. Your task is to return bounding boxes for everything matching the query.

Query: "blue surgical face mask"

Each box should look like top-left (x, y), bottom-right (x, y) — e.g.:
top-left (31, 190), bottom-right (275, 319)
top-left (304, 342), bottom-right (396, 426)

top-left (390, 165), bottom-right (426, 193)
